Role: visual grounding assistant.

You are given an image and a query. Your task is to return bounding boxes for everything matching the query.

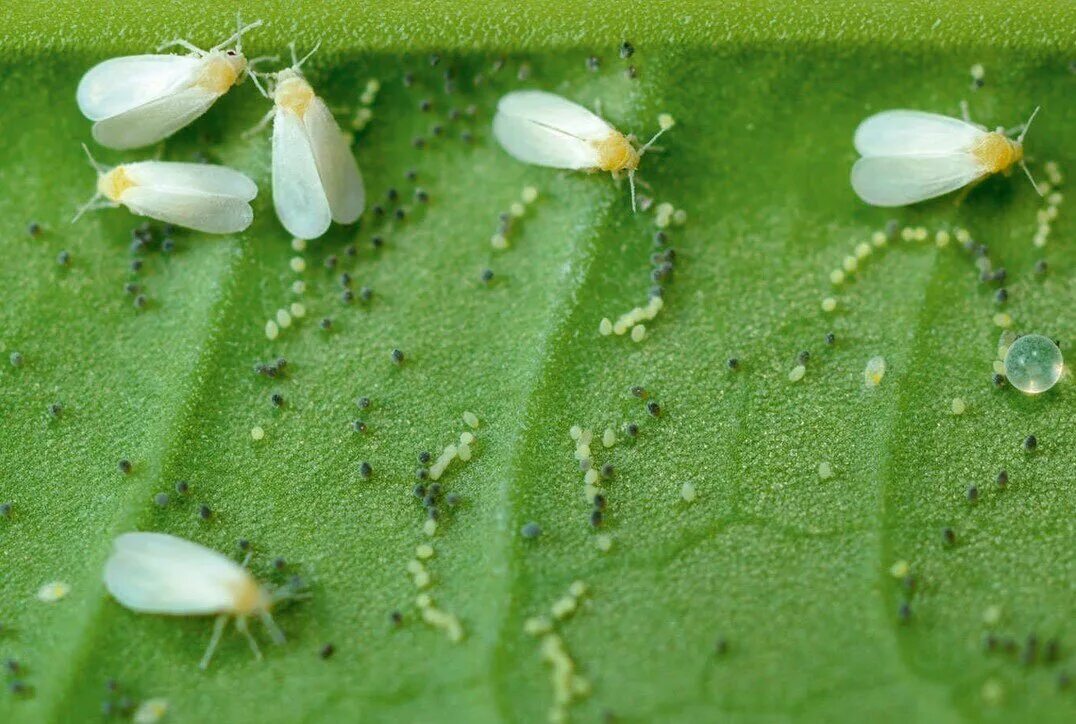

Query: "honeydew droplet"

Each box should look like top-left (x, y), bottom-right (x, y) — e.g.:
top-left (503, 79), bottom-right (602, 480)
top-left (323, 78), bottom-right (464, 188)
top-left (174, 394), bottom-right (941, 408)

top-left (37, 581), bottom-right (71, 602)
top-left (829, 269), bottom-right (845, 285)
top-left (680, 482), bottom-right (697, 503)
top-left (842, 256), bottom-right (857, 273)
top-left (658, 113), bottom-right (676, 130)
top-left (889, 560), bottom-right (910, 578)
top-left (1003, 334), bottom-right (1063, 394)
top-left (290, 302), bottom-right (306, 318)
top-left (290, 238), bottom-right (307, 252)
top-left (817, 461), bottom-right (833, 480)
top-left (290, 257), bottom-right (306, 273)
top-left (630, 324), bottom-right (646, 342)
top-left (250, 426), bottom-right (265, 441)
top-left (276, 309), bottom-right (292, 328)
top-left (992, 313), bottom-right (1013, 329)
top-left (292, 280), bottom-right (306, 295)
top-left (935, 230), bottom-right (950, 248)
top-left (854, 242), bottom-right (871, 260)
top-left (569, 425), bottom-right (582, 440)
top-left (133, 698), bottom-right (169, 724)
top-left (509, 202), bottom-right (526, 218)
top-left (595, 534), bottom-right (613, 552)
top-left (864, 355), bottom-right (886, 387)
top-left (788, 365), bottom-right (806, 382)
top-left (463, 411), bottom-right (480, 428)
top-left (521, 186), bottom-right (539, 204)
top-left (950, 398), bottom-right (966, 415)
top-left (490, 233), bottom-right (508, 250)
top-left (598, 318), bottom-right (613, 336)
top-left (265, 320), bottom-right (279, 340)
top-left (821, 297), bottom-right (837, 312)
top-left (871, 230), bottom-right (887, 248)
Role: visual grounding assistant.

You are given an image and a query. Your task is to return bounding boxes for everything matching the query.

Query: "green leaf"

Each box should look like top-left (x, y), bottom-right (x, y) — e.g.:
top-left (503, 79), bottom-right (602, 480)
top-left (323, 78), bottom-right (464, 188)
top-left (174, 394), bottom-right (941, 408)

top-left (1, 3), bottom-right (1075, 722)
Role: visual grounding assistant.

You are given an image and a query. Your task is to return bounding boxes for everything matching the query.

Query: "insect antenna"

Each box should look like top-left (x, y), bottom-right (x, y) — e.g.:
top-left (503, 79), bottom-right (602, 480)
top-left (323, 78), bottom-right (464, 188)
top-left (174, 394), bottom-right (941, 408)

top-left (80, 143), bottom-right (107, 175)
top-left (71, 194), bottom-right (104, 223)
top-left (72, 144), bottom-right (107, 222)
top-left (1016, 107), bottom-right (1043, 196)
top-left (1020, 161), bottom-right (1044, 197)
top-left (293, 41), bottom-right (322, 72)
top-left (638, 125), bottom-right (670, 157)
top-left (213, 14), bottom-right (264, 53)
top-left (1017, 105), bottom-right (1041, 143)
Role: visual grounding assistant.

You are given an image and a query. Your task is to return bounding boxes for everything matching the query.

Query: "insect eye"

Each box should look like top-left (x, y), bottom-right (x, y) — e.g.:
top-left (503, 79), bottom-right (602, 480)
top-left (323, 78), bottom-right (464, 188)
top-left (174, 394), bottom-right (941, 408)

top-left (227, 50), bottom-right (237, 56)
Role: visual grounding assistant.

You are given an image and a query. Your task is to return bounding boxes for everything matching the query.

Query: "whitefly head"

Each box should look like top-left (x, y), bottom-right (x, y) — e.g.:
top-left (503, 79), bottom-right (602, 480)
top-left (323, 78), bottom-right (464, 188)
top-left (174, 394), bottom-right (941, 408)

top-left (193, 16), bottom-right (264, 94)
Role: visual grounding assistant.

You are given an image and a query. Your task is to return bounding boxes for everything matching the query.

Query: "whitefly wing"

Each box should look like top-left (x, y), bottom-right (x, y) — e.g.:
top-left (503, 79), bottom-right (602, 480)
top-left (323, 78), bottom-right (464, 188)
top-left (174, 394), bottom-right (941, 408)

top-left (92, 86), bottom-right (220, 150)
top-left (493, 90), bottom-right (612, 169)
top-left (304, 97), bottom-right (365, 224)
top-left (104, 532), bottom-right (253, 615)
top-left (125, 162), bottom-right (258, 201)
top-left (120, 187), bottom-right (253, 233)
top-left (851, 154), bottom-right (985, 207)
top-left (854, 110), bottom-right (983, 157)
top-left (77, 54), bottom-right (201, 122)
top-left (273, 108), bottom-right (332, 239)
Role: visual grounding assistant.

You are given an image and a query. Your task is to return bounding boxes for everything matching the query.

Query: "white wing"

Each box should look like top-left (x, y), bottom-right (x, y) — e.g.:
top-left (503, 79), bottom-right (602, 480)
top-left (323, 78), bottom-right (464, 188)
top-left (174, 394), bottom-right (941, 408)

top-left (493, 90), bottom-right (611, 169)
top-left (120, 186), bottom-right (253, 233)
top-left (855, 110), bottom-right (983, 156)
top-left (104, 532), bottom-right (252, 615)
top-left (92, 86), bottom-right (220, 150)
top-left (851, 154), bottom-right (985, 206)
top-left (77, 54), bottom-right (201, 121)
top-left (305, 97), bottom-right (365, 224)
top-left (125, 162), bottom-right (258, 201)
top-left (273, 108), bottom-right (332, 239)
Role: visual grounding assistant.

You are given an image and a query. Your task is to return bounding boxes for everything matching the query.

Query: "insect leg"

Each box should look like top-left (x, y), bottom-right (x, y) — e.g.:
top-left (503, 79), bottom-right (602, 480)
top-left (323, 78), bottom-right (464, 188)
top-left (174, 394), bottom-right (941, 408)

top-left (199, 614), bottom-right (229, 670)
top-left (236, 616), bottom-right (263, 660)
top-left (260, 611), bottom-right (287, 645)
top-left (243, 109), bottom-right (276, 139)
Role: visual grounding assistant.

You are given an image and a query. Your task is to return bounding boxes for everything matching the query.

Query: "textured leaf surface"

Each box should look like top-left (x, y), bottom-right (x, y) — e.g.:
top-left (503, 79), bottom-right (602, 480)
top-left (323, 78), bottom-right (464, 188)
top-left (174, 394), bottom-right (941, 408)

top-left (1, 3), bottom-right (1074, 722)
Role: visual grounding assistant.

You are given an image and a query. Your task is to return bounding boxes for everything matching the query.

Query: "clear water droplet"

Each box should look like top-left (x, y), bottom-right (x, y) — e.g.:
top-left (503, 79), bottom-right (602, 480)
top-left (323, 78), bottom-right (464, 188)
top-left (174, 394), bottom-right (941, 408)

top-left (1003, 334), bottom-right (1063, 394)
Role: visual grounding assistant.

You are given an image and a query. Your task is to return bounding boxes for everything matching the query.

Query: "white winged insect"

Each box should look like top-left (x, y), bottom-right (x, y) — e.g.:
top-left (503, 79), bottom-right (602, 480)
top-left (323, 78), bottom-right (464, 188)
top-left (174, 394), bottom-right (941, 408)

top-left (851, 105), bottom-right (1041, 207)
top-left (103, 532), bottom-right (306, 669)
top-left (74, 145), bottom-right (257, 234)
top-left (76, 16), bottom-right (265, 150)
top-left (247, 43), bottom-right (365, 240)
top-left (492, 90), bottom-right (671, 212)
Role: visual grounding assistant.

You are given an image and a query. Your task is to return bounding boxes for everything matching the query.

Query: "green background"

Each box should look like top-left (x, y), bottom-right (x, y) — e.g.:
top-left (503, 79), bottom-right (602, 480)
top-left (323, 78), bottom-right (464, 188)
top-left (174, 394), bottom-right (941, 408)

top-left (1, 2), bottom-right (1074, 721)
